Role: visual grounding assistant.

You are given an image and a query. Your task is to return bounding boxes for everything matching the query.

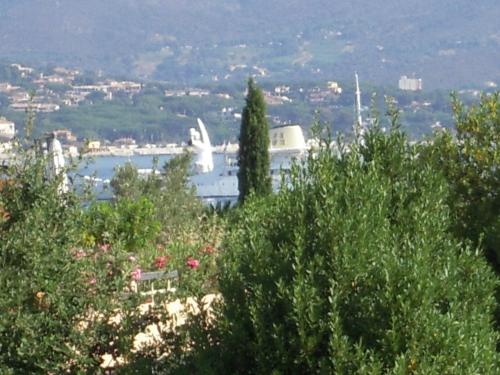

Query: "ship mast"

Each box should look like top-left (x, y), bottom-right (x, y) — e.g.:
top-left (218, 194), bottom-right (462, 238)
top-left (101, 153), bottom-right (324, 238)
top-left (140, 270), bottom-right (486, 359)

top-left (354, 72), bottom-right (363, 140)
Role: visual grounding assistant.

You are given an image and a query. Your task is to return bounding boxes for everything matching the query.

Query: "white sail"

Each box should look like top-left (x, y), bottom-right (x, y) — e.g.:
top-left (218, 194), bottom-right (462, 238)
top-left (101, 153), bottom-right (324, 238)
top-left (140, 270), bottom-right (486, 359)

top-left (189, 118), bottom-right (214, 173)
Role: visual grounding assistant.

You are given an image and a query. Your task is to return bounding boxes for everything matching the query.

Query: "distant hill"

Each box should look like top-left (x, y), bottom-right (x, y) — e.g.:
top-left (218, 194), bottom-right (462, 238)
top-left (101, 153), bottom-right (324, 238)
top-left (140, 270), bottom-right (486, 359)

top-left (0, 0), bottom-right (499, 89)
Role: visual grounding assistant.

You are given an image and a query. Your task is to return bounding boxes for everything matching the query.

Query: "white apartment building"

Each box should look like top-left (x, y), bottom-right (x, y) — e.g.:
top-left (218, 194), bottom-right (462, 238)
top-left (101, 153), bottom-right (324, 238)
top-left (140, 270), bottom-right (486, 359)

top-left (399, 76), bottom-right (423, 91)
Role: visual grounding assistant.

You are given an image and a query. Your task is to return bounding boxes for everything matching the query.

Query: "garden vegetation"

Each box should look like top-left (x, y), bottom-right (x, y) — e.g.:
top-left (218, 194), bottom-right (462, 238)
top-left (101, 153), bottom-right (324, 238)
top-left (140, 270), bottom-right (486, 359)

top-left (0, 92), bottom-right (498, 374)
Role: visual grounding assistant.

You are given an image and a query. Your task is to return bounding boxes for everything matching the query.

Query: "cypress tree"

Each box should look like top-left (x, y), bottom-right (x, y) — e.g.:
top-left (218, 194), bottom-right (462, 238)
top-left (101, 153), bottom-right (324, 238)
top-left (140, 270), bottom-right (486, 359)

top-left (237, 78), bottom-right (271, 203)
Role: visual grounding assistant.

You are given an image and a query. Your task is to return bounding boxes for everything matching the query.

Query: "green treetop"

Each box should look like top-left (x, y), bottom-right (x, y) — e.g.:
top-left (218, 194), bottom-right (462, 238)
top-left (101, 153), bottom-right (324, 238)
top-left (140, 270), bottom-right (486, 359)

top-left (237, 78), bottom-right (271, 203)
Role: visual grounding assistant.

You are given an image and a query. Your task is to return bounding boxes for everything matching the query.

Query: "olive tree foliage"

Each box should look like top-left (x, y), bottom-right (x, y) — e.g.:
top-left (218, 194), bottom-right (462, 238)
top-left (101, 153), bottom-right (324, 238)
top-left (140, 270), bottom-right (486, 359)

top-left (179, 121), bottom-right (499, 374)
top-left (238, 78), bottom-right (271, 203)
top-left (110, 152), bottom-right (204, 243)
top-left (109, 161), bottom-right (147, 199)
top-left (420, 93), bottom-right (499, 271)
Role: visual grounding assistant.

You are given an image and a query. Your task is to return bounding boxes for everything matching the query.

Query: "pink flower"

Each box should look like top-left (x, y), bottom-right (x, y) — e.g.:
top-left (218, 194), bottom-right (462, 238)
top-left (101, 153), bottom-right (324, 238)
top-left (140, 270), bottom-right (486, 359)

top-left (154, 256), bottom-right (168, 269)
top-left (131, 268), bottom-right (142, 281)
top-left (186, 257), bottom-right (200, 269)
top-left (128, 255), bottom-right (137, 262)
top-left (98, 243), bottom-right (110, 252)
top-left (88, 277), bottom-right (97, 285)
top-left (201, 245), bottom-right (215, 254)
top-left (73, 249), bottom-right (86, 259)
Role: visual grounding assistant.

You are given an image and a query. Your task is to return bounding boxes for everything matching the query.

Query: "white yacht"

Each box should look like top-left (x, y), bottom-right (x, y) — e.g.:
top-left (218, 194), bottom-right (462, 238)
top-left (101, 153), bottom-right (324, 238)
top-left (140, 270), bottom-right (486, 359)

top-left (269, 124), bottom-right (307, 154)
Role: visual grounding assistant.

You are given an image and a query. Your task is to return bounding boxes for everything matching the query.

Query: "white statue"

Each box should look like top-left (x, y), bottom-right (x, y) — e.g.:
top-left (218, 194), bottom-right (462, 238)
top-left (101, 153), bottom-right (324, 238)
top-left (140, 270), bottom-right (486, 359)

top-left (46, 133), bottom-right (69, 194)
top-left (189, 118), bottom-right (213, 173)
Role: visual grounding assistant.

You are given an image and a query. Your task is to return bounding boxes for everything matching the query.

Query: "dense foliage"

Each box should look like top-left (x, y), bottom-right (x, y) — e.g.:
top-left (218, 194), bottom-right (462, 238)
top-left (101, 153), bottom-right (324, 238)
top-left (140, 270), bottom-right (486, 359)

top-left (173, 119), bottom-right (500, 373)
top-left (0, 139), bottom-right (222, 373)
top-left (0, 93), bottom-right (498, 373)
top-left (110, 153), bottom-right (207, 243)
top-left (421, 93), bottom-right (500, 271)
top-left (0, 147), bottom-right (135, 373)
top-left (238, 78), bottom-right (271, 203)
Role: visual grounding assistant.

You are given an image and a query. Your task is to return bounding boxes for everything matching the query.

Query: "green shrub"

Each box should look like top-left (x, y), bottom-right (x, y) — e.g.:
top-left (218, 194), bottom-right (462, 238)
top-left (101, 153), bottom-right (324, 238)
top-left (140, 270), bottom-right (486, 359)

top-left (420, 93), bottom-right (499, 271)
top-left (0, 124), bottom-right (224, 373)
top-left (110, 153), bottom-right (205, 243)
top-left (0, 149), bottom-right (137, 373)
top-left (182, 125), bottom-right (499, 374)
top-left (83, 197), bottom-right (160, 251)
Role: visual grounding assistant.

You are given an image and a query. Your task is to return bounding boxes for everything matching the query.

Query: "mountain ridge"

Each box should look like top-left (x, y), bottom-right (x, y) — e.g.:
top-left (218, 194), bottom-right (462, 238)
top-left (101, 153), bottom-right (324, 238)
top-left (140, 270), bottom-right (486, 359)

top-left (0, 0), bottom-right (498, 89)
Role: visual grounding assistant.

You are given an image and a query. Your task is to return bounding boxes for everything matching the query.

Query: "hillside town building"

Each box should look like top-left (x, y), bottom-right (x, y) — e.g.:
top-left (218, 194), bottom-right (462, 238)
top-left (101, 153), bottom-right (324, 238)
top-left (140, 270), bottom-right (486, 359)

top-left (399, 75), bottom-right (423, 91)
top-left (0, 117), bottom-right (15, 141)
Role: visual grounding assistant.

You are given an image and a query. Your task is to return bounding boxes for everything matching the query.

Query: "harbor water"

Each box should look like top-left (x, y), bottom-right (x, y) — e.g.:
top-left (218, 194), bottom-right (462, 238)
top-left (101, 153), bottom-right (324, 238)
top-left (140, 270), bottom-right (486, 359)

top-left (76, 153), bottom-right (295, 203)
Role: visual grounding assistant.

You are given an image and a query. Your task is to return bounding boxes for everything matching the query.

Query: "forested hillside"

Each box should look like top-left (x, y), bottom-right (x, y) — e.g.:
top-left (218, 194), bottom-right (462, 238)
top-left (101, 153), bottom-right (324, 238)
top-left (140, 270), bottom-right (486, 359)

top-left (0, 0), bottom-right (498, 88)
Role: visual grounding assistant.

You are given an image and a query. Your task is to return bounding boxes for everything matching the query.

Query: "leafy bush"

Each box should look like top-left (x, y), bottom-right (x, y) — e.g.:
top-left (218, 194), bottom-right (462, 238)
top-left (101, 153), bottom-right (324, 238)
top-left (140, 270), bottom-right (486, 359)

top-left (106, 152), bottom-right (224, 298)
top-left (0, 125), bottom-right (224, 373)
top-left (421, 93), bottom-right (499, 271)
top-left (110, 153), bottom-right (206, 243)
top-left (82, 197), bottom-right (160, 251)
top-left (180, 125), bottom-right (499, 373)
top-left (0, 148), bottom-right (139, 373)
